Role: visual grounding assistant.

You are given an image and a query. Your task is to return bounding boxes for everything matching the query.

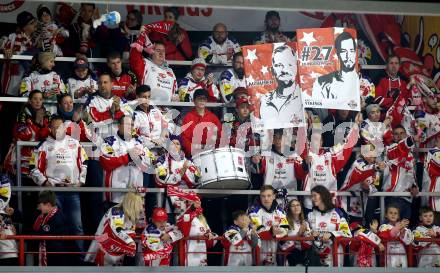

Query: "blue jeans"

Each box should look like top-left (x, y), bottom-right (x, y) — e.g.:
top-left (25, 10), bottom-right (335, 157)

top-left (56, 192), bottom-right (84, 255)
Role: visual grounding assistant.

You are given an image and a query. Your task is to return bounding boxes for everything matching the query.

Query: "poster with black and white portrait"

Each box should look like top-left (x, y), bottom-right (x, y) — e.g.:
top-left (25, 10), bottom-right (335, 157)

top-left (242, 42), bottom-right (305, 131)
top-left (297, 28), bottom-right (360, 111)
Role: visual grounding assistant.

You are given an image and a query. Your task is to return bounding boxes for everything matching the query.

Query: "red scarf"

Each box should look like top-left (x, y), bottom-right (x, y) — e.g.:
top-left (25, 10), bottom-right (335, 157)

top-left (33, 207), bottom-right (59, 266)
top-left (166, 185), bottom-right (200, 202)
top-left (144, 21), bottom-right (174, 35)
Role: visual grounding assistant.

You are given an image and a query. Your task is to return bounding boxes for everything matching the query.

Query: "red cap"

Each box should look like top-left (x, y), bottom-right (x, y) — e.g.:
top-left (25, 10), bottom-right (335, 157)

top-left (236, 97), bottom-right (249, 108)
top-left (152, 208), bottom-right (168, 222)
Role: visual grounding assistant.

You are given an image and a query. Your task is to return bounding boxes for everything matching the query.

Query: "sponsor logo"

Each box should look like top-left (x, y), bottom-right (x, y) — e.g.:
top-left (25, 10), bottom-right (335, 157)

top-left (348, 100), bottom-right (358, 109)
top-left (0, 1), bottom-right (24, 13)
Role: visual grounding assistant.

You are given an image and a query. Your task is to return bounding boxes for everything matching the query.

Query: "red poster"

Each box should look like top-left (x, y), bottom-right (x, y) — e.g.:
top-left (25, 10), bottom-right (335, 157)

top-left (297, 27), bottom-right (360, 110)
top-left (242, 42), bottom-right (305, 130)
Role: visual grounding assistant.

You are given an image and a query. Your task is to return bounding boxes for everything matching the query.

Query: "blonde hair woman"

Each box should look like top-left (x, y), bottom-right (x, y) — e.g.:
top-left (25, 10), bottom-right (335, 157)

top-left (85, 192), bottom-right (144, 266)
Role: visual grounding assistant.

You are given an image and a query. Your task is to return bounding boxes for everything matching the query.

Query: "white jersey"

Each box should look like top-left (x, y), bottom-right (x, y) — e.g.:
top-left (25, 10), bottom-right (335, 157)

top-left (378, 223), bottom-right (414, 268)
top-left (155, 153), bottom-right (199, 189)
top-left (29, 136), bottom-right (88, 186)
top-left (133, 107), bottom-right (174, 148)
top-left (307, 208), bottom-right (351, 266)
top-left (85, 206), bottom-right (137, 266)
top-left (198, 36), bottom-right (241, 65)
top-left (412, 225), bottom-right (440, 267)
top-left (100, 134), bottom-right (152, 203)
top-left (1, 32), bottom-right (34, 96)
top-left (360, 118), bottom-right (391, 148)
top-left (339, 158), bottom-right (378, 218)
top-left (67, 76), bottom-right (97, 98)
top-left (20, 70), bottom-right (66, 97)
top-left (248, 202), bottom-right (288, 265)
top-left (177, 73), bottom-right (220, 102)
top-left (303, 126), bottom-right (359, 209)
top-left (86, 95), bottom-right (133, 141)
top-left (218, 68), bottom-right (246, 103)
top-left (140, 222), bottom-right (183, 266)
top-left (279, 220), bottom-right (310, 254)
top-left (382, 138), bottom-right (416, 203)
top-left (223, 224), bottom-right (259, 266)
top-left (141, 58), bottom-right (177, 102)
top-left (423, 148), bottom-right (440, 211)
top-left (252, 151), bottom-right (307, 191)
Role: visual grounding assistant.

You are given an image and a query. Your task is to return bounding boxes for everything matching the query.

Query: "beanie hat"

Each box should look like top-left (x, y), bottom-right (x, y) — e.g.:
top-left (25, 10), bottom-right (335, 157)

top-left (37, 5), bottom-right (52, 20)
top-left (191, 57), bottom-right (206, 70)
top-left (17, 11), bottom-right (36, 29)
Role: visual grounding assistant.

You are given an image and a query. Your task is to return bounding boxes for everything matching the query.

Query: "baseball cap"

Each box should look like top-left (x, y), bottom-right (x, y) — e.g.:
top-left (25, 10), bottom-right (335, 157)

top-left (73, 58), bottom-right (89, 69)
top-left (265, 10), bottom-right (280, 20)
top-left (193, 88), bottom-right (208, 100)
top-left (152, 207), bottom-right (168, 222)
top-left (236, 97), bottom-right (249, 108)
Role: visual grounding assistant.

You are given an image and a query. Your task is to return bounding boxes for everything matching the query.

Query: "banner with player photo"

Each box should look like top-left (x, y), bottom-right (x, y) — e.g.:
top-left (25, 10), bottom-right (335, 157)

top-left (297, 27), bottom-right (361, 111)
top-left (242, 42), bottom-right (305, 131)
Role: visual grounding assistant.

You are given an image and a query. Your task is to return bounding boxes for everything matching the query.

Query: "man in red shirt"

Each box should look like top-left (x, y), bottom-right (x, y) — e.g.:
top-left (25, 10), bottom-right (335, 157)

top-left (106, 51), bottom-right (137, 100)
top-left (374, 55), bottom-right (409, 111)
top-left (181, 89), bottom-right (222, 157)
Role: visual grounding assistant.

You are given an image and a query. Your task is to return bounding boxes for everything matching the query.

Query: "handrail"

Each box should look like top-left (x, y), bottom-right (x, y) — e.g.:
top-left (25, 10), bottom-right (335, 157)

top-left (0, 96), bottom-right (231, 107)
top-left (3, 234), bottom-right (438, 267)
top-left (0, 54), bottom-right (385, 70)
top-left (9, 186), bottom-right (440, 197)
top-left (15, 140), bottom-right (434, 152)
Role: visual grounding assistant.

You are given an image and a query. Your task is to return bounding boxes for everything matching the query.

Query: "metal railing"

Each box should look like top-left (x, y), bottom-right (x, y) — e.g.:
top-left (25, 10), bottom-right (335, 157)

top-left (0, 54), bottom-right (386, 70)
top-left (12, 140), bottom-right (440, 222)
top-left (2, 235), bottom-right (439, 267)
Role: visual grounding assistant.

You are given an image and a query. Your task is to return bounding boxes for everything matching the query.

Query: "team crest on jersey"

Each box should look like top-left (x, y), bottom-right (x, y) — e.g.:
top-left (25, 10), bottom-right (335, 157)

top-left (330, 213), bottom-right (337, 224)
top-left (319, 222), bottom-right (327, 229)
top-left (43, 225), bottom-right (50, 232)
top-left (277, 163), bottom-right (283, 168)
top-left (68, 142), bottom-right (76, 149)
top-left (316, 165), bottom-right (324, 171)
top-left (286, 158), bottom-right (295, 164)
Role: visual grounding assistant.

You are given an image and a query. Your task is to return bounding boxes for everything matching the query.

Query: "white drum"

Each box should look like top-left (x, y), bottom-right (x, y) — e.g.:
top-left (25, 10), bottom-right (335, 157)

top-left (192, 147), bottom-right (250, 189)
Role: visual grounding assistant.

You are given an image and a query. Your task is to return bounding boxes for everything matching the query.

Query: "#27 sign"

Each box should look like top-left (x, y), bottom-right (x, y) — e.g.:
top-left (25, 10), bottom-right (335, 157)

top-left (297, 27), bottom-right (360, 111)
